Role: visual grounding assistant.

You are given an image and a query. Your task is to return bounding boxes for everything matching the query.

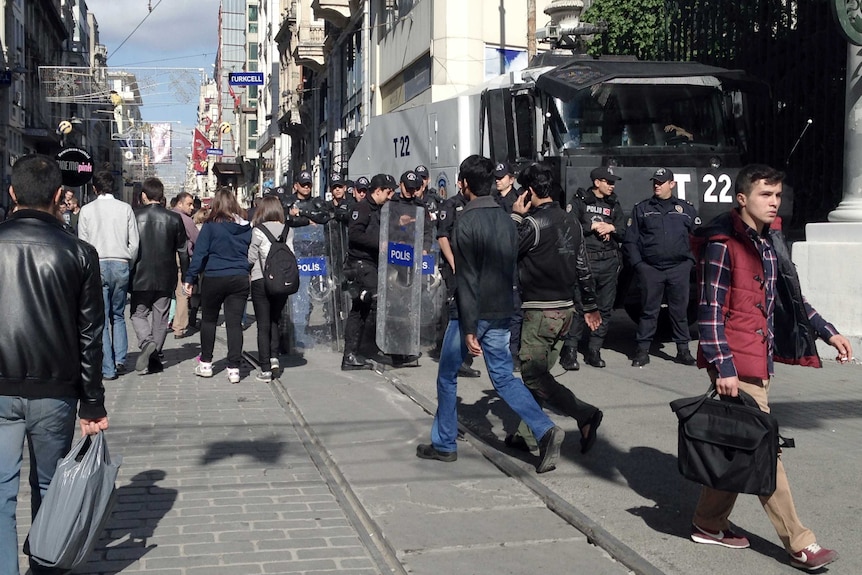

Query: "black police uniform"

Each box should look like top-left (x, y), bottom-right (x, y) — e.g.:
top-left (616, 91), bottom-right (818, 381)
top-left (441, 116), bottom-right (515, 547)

top-left (281, 190), bottom-right (332, 227)
top-left (342, 194), bottom-right (384, 365)
top-left (493, 187), bottom-right (519, 214)
top-left (389, 192), bottom-right (433, 252)
top-left (564, 187), bottom-right (626, 360)
top-left (623, 194), bottom-right (698, 356)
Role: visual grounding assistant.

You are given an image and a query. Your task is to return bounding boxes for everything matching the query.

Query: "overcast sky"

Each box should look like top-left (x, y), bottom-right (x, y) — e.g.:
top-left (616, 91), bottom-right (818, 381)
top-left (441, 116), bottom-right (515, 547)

top-left (85, 0), bottom-right (221, 184)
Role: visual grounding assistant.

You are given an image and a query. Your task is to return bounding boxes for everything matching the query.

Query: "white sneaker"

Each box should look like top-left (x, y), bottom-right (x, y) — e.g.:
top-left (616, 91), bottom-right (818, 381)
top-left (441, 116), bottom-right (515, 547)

top-left (194, 361), bottom-right (213, 378)
top-left (270, 358), bottom-right (280, 372)
top-left (227, 367), bottom-right (240, 384)
top-left (256, 370), bottom-right (272, 382)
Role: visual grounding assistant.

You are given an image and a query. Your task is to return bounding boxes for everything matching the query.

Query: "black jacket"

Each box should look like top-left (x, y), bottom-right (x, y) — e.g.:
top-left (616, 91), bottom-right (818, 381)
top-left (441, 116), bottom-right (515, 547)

top-left (390, 193), bottom-right (433, 252)
top-left (347, 195), bottom-right (384, 264)
top-left (512, 202), bottom-right (598, 311)
top-left (569, 188), bottom-right (626, 255)
top-left (131, 204), bottom-right (189, 292)
top-left (453, 195), bottom-right (518, 335)
top-left (282, 191), bottom-right (332, 226)
top-left (0, 210), bottom-right (106, 419)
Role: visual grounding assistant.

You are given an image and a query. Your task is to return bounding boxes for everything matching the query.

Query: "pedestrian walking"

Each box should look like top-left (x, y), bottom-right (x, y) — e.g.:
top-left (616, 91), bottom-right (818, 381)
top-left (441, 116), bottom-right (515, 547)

top-left (130, 177), bottom-right (189, 375)
top-left (561, 166), bottom-right (627, 369)
top-left (506, 162), bottom-right (604, 454)
top-left (172, 192), bottom-right (200, 339)
top-left (0, 154), bottom-right (109, 575)
top-left (183, 187), bottom-right (252, 384)
top-left (688, 163), bottom-right (852, 571)
top-left (78, 169), bottom-right (140, 380)
top-left (623, 168), bottom-right (698, 367)
top-left (416, 154), bottom-right (565, 474)
top-left (248, 196), bottom-right (293, 381)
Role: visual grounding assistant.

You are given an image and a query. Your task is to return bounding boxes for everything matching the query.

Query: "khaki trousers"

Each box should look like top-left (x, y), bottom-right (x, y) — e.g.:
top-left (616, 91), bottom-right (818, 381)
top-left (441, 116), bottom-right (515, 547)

top-left (173, 269), bottom-right (189, 335)
top-left (692, 375), bottom-right (816, 552)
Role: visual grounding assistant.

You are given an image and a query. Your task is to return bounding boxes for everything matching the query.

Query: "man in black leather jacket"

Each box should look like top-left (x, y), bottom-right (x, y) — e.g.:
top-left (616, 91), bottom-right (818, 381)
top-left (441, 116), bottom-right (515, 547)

top-left (506, 162), bottom-right (604, 455)
top-left (0, 154), bottom-right (108, 575)
top-left (130, 177), bottom-right (189, 374)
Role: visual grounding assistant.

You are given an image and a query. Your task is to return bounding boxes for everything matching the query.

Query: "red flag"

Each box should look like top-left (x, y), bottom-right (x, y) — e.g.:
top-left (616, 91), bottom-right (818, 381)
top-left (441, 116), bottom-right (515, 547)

top-left (228, 85), bottom-right (241, 110)
top-left (192, 128), bottom-right (211, 174)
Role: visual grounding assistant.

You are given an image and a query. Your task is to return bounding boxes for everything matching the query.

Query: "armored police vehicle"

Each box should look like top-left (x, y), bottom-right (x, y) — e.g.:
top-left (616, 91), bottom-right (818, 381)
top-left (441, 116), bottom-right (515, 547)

top-left (348, 53), bottom-right (786, 324)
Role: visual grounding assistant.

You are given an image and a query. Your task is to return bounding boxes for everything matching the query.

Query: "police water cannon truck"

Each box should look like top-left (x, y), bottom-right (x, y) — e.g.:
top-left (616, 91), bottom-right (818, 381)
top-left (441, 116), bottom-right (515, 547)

top-left (348, 52), bottom-right (785, 324)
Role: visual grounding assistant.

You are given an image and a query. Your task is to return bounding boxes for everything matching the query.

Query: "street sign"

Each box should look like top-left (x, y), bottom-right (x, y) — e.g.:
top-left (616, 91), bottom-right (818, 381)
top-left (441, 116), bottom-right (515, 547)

top-left (206, 148), bottom-right (224, 156)
top-left (228, 72), bottom-right (264, 86)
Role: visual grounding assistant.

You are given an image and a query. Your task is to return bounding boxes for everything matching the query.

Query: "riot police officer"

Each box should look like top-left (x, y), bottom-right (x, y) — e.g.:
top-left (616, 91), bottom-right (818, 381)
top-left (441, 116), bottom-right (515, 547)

top-left (493, 161), bottom-right (519, 214)
top-left (623, 168), bottom-right (699, 367)
top-left (415, 165), bottom-right (443, 223)
top-left (341, 174), bottom-right (394, 370)
top-left (283, 170), bottom-right (331, 226)
top-left (353, 176), bottom-right (370, 202)
top-left (560, 167), bottom-right (627, 370)
top-left (327, 173), bottom-right (353, 225)
top-left (391, 170), bottom-right (433, 253)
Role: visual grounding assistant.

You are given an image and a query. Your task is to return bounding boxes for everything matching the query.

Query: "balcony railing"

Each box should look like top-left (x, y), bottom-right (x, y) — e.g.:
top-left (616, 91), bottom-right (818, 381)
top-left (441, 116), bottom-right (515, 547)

top-left (293, 24), bottom-right (326, 70)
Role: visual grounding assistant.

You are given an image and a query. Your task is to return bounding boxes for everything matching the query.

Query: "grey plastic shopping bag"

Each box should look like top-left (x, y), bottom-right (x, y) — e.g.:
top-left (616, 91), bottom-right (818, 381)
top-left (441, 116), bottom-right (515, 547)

top-left (25, 431), bottom-right (122, 570)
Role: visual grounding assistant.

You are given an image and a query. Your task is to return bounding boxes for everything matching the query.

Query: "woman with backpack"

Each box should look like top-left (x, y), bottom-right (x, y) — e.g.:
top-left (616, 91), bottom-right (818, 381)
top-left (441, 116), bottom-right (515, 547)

top-left (183, 187), bottom-right (252, 384)
top-left (247, 196), bottom-right (296, 381)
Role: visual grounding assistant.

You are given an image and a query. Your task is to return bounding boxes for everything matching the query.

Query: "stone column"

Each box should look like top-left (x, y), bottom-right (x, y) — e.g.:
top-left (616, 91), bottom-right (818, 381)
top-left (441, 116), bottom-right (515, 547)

top-left (829, 44), bottom-right (862, 221)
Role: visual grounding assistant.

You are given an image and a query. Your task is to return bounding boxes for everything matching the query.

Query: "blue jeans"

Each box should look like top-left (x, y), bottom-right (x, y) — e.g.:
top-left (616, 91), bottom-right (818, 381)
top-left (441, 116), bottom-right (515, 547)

top-left (101, 260), bottom-right (130, 377)
top-left (0, 397), bottom-right (76, 574)
top-left (430, 318), bottom-right (554, 453)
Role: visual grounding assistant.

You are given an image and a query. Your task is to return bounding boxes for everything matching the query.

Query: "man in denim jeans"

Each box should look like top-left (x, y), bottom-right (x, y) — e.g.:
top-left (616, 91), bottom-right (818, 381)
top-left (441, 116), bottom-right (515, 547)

top-left (416, 155), bottom-right (564, 474)
top-left (78, 170), bottom-right (139, 380)
top-left (0, 154), bottom-right (109, 574)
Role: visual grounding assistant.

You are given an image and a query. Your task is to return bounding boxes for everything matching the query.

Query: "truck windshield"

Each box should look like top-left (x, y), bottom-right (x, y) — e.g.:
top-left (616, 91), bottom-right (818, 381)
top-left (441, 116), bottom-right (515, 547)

top-left (551, 79), bottom-right (733, 151)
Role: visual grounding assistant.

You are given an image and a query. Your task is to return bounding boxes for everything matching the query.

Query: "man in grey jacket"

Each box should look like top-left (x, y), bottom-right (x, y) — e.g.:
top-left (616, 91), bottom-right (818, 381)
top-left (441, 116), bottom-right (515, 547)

top-left (78, 170), bottom-right (140, 380)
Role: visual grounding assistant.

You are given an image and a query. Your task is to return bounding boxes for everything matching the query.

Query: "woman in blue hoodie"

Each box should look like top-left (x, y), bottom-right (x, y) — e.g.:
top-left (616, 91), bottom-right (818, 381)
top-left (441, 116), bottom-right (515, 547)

top-left (183, 187), bottom-right (252, 383)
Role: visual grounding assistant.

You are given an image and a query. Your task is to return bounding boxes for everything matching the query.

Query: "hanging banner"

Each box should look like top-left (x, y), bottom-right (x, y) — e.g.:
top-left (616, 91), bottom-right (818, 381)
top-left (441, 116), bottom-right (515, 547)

top-left (150, 122), bottom-right (172, 164)
top-left (192, 128), bottom-right (212, 174)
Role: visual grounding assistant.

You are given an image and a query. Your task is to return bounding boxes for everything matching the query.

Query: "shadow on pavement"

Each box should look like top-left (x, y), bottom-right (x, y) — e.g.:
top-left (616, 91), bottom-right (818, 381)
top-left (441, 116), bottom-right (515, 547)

top-left (200, 438), bottom-right (286, 465)
top-left (83, 470), bottom-right (176, 574)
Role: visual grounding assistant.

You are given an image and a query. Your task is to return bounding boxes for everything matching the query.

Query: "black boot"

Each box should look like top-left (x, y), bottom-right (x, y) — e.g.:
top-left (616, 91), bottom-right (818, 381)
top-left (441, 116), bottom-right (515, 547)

top-left (457, 362), bottom-right (481, 377)
top-left (559, 346), bottom-right (580, 371)
top-left (341, 353), bottom-right (373, 371)
top-left (675, 348), bottom-right (696, 366)
top-left (632, 349), bottom-right (650, 367)
top-left (585, 349), bottom-right (606, 368)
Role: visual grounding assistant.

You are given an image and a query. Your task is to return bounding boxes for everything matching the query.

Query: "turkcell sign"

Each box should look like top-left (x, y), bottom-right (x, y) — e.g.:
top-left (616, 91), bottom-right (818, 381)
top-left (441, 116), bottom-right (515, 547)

top-left (228, 72), bottom-right (264, 86)
top-left (388, 242), bottom-right (414, 267)
top-left (422, 254), bottom-right (435, 275)
top-left (297, 256), bottom-right (327, 276)
top-left (206, 148), bottom-right (223, 156)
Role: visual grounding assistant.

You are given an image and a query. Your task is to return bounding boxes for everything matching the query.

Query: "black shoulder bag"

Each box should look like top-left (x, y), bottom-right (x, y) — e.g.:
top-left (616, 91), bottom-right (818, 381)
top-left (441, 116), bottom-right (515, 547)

top-left (670, 386), bottom-right (793, 496)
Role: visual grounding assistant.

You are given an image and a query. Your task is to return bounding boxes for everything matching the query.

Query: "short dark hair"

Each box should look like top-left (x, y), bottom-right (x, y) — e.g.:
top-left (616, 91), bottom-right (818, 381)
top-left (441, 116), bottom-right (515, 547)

top-left (175, 191), bottom-right (193, 205)
top-left (92, 170), bottom-right (115, 195)
top-left (517, 162), bottom-right (554, 198)
top-left (11, 154), bottom-right (63, 209)
top-left (252, 196), bottom-right (285, 225)
top-left (458, 155), bottom-right (495, 197)
top-left (141, 177), bottom-right (165, 202)
top-left (735, 164), bottom-right (785, 198)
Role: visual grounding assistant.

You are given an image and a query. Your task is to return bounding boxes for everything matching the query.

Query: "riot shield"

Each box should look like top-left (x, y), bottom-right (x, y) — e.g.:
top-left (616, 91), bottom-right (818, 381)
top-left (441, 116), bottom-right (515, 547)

top-left (279, 222), bottom-right (337, 354)
top-left (419, 249), bottom-right (445, 347)
top-left (376, 202), bottom-right (424, 356)
top-left (324, 219), bottom-right (350, 352)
